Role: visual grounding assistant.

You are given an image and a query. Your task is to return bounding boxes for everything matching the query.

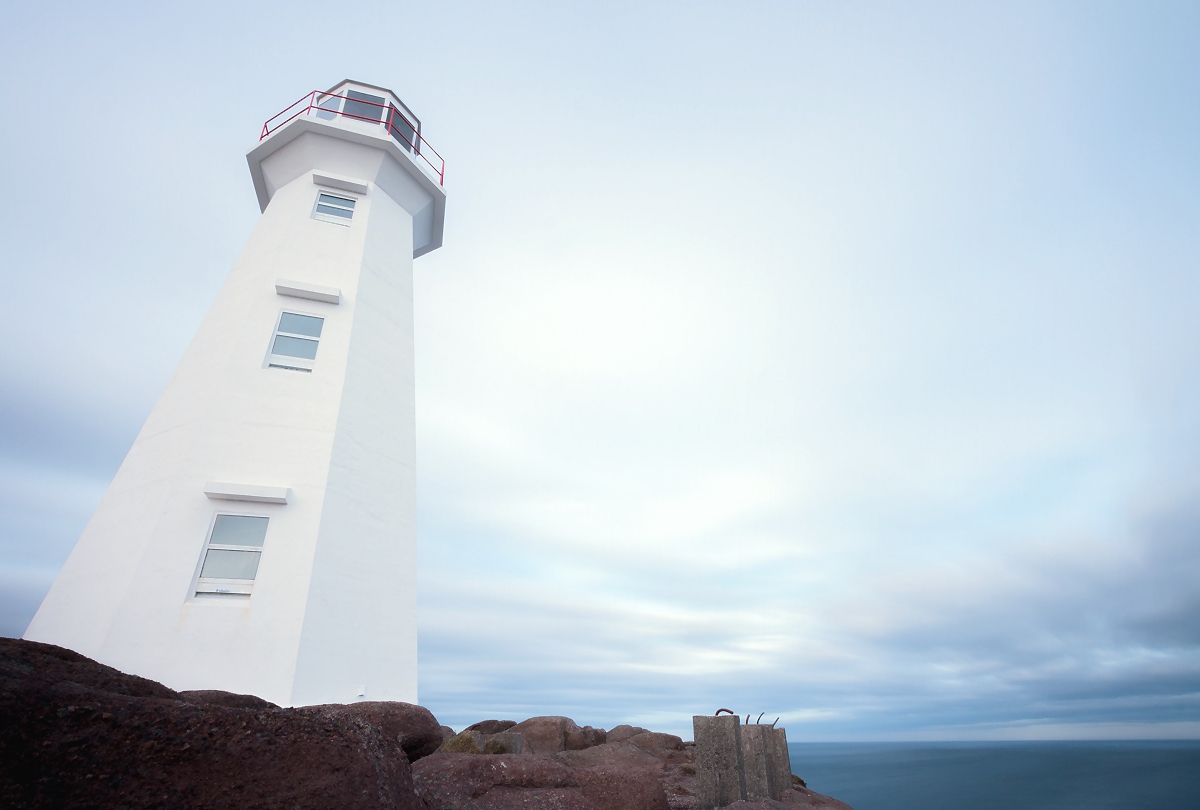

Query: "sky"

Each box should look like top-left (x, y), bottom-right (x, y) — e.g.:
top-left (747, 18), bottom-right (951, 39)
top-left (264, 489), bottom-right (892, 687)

top-left (2, 1), bottom-right (1199, 741)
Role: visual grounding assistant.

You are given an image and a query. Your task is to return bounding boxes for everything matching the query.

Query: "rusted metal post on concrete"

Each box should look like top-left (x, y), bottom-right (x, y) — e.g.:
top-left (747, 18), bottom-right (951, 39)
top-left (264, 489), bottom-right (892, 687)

top-left (693, 714), bottom-right (746, 809)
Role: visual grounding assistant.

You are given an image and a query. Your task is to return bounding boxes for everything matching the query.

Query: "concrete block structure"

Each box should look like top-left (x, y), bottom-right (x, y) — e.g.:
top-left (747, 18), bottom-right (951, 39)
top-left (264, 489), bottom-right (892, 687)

top-left (740, 724), bottom-right (774, 800)
top-left (767, 727), bottom-right (793, 799)
top-left (694, 715), bottom-right (794, 808)
top-left (24, 80), bottom-right (446, 708)
top-left (693, 714), bottom-right (746, 810)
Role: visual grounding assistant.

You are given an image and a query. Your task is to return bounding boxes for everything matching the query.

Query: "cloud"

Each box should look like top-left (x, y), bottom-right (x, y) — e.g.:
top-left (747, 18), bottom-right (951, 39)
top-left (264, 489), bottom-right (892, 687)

top-left (3, 0), bottom-right (1200, 742)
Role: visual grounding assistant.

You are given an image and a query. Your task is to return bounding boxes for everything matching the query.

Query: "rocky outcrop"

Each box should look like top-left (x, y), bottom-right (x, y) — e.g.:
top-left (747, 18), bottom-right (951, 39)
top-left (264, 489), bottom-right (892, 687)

top-left (660, 755), bottom-right (853, 810)
top-left (607, 723), bottom-right (651, 743)
top-left (556, 740), bottom-right (669, 772)
top-left (465, 719), bottom-right (517, 734)
top-left (179, 689), bottom-right (278, 710)
top-left (0, 638), bottom-right (427, 810)
top-left (0, 637), bottom-right (853, 810)
top-left (411, 752), bottom-right (669, 810)
top-left (508, 715), bottom-right (606, 753)
top-left (629, 731), bottom-right (686, 755)
top-left (721, 794), bottom-right (854, 810)
top-left (308, 700), bottom-right (444, 761)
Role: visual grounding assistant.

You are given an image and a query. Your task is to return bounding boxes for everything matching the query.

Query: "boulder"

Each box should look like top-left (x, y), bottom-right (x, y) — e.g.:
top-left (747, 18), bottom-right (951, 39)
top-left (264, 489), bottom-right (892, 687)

top-left (0, 637), bottom-right (425, 810)
top-left (412, 752), bottom-right (669, 810)
top-left (305, 700), bottom-right (444, 762)
top-left (484, 731), bottom-right (523, 754)
top-left (568, 724), bottom-right (607, 749)
top-left (607, 724), bottom-right (650, 744)
top-left (556, 740), bottom-right (666, 773)
top-left (440, 724), bottom-right (457, 743)
top-left (439, 728), bottom-right (524, 755)
top-left (440, 730), bottom-right (483, 754)
top-left (466, 719), bottom-right (517, 735)
top-left (509, 715), bottom-right (587, 754)
top-left (628, 731), bottom-right (685, 755)
top-left (178, 690), bottom-right (279, 710)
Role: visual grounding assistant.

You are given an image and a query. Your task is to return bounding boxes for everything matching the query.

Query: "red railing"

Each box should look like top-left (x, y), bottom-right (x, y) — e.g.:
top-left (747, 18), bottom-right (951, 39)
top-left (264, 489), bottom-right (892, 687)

top-left (261, 90), bottom-right (445, 186)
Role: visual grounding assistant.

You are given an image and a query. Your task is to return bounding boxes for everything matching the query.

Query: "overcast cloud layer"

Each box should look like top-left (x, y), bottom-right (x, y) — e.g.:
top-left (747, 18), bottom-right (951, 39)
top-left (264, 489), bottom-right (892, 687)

top-left (2, 1), bottom-right (1199, 740)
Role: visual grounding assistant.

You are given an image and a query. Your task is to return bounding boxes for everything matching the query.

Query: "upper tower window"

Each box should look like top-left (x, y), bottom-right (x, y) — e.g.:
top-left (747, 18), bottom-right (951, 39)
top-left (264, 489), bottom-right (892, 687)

top-left (268, 312), bottom-right (324, 372)
top-left (313, 192), bottom-right (355, 225)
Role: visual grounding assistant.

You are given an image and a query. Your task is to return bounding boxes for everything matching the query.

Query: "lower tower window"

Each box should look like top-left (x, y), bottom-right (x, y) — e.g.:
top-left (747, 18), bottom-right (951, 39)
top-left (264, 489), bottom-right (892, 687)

top-left (267, 311), bottom-right (324, 372)
top-left (194, 514), bottom-right (269, 600)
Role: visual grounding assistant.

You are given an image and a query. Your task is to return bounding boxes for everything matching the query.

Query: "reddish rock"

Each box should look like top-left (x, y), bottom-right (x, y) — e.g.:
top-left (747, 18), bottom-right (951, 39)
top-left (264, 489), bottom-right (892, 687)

top-left (509, 715), bottom-right (585, 754)
top-left (179, 690), bottom-right (279, 710)
top-left (0, 638), bottom-right (425, 810)
top-left (556, 740), bottom-right (667, 773)
top-left (628, 731), bottom-right (685, 755)
top-left (310, 700), bottom-right (444, 761)
top-left (440, 730), bottom-right (484, 754)
top-left (412, 752), bottom-right (669, 810)
top-left (567, 724), bottom-right (607, 750)
top-left (607, 724), bottom-right (651, 744)
top-left (466, 719), bottom-right (518, 735)
top-left (659, 757), bottom-right (853, 810)
top-left (721, 790), bottom-right (854, 810)
top-left (0, 638), bottom-right (854, 810)
top-left (781, 786), bottom-right (855, 809)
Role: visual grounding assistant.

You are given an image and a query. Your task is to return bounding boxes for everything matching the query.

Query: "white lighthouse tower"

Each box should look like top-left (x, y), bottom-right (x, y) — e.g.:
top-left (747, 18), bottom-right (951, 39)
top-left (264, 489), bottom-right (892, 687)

top-left (24, 81), bottom-right (446, 706)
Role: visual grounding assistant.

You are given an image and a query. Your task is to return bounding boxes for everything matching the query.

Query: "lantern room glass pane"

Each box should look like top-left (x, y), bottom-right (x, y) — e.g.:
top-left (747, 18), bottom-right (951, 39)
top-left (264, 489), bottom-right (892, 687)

top-left (315, 94), bottom-right (341, 120)
top-left (200, 549), bottom-right (261, 580)
top-left (388, 106), bottom-right (416, 153)
top-left (343, 90), bottom-right (385, 123)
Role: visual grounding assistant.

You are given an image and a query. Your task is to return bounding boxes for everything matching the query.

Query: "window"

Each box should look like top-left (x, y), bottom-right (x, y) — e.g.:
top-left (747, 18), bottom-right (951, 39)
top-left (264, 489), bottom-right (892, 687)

top-left (343, 89), bottom-right (386, 123)
top-left (194, 514), bottom-right (269, 600)
top-left (267, 311), bottom-right (324, 372)
top-left (387, 105), bottom-right (417, 153)
top-left (313, 192), bottom-right (355, 225)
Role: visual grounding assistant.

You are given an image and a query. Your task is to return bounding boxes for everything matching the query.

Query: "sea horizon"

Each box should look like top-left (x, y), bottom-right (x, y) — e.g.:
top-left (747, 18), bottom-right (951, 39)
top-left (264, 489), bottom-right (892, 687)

top-left (788, 739), bottom-right (1200, 810)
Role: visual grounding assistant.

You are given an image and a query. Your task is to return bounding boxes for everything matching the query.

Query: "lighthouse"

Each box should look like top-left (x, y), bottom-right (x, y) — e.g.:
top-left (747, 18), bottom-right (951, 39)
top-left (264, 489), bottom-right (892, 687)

top-left (24, 81), bottom-right (446, 706)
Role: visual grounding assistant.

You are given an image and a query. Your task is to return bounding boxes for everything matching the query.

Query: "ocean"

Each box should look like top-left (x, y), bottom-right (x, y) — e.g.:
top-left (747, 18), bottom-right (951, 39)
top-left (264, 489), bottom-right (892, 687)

top-left (787, 741), bottom-right (1200, 810)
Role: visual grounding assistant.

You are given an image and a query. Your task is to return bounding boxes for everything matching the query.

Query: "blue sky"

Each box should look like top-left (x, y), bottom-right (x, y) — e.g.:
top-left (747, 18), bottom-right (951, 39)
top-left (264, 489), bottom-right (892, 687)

top-left (2, 1), bottom-right (1199, 740)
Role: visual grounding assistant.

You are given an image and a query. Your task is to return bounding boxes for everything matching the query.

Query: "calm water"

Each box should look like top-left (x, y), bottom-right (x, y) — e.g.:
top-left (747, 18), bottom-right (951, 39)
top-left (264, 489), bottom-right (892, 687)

top-left (788, 741), bottom-right (1200, 810)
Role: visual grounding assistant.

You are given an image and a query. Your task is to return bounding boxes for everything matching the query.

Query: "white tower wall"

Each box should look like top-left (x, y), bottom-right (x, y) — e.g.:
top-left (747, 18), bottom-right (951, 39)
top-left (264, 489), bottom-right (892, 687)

top-left (24, 82), bottom-right (444, 706)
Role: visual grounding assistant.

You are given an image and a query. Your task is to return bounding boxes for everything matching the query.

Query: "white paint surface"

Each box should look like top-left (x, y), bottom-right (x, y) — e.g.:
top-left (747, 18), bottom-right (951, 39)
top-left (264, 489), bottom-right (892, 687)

top-left (23, 83), bottom-right (445, 706)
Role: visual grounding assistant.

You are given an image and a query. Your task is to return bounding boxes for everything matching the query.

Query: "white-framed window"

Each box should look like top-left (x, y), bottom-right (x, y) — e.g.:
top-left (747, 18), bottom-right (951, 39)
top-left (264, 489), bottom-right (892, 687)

top-left (312, 192), bottom-right (356, 225)
top-left (267, 311), bottom-right (324, 372)
top-left (194, 513), bottom-right (270, 600)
